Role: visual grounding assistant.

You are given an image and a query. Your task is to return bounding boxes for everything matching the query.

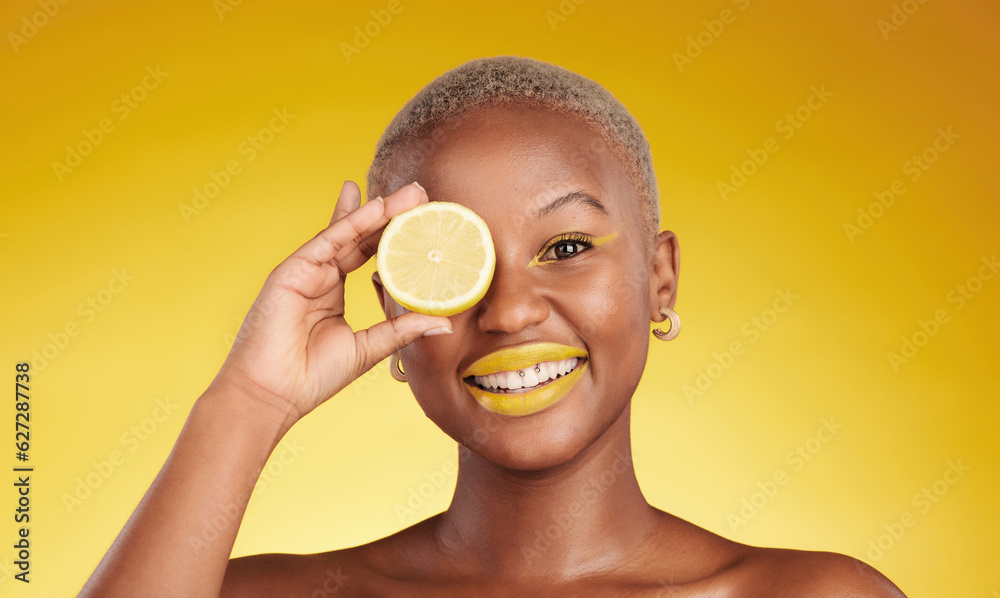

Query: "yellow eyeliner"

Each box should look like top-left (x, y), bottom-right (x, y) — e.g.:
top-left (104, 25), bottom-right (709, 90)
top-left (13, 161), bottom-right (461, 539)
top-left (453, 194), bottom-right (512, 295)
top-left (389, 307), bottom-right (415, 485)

top-left (526, 232), bottom-right (618, 268)
top-left (591, 231), bottom-right (617, 246)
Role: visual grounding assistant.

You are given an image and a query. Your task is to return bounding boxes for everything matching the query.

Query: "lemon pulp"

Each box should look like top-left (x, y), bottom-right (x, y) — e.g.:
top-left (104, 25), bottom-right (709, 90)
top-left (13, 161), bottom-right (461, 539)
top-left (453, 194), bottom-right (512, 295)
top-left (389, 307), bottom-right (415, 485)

top-left (376, 202), bottom-right (495, 316)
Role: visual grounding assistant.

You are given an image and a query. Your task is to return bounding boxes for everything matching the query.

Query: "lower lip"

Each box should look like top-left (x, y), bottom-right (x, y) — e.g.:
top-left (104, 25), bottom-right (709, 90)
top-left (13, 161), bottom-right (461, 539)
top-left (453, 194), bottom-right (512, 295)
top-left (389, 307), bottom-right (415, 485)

top-left (464, 361), bottom-right (588, 417)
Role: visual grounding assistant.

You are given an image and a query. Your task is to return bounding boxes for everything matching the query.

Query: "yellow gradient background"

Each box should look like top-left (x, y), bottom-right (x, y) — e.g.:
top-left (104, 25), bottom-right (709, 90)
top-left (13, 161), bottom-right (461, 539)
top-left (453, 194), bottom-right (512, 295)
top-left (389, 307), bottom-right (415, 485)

top-left (2, 0), bottom-right (998, 595)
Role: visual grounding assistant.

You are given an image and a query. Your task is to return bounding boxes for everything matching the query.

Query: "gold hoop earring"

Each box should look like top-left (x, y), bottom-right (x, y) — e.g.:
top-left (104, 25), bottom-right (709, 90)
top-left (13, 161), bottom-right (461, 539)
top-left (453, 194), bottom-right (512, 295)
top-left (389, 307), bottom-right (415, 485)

top-left (652, 307), bottom-right (681, 341)
top-left (389, 353), bottom-right (408, 383)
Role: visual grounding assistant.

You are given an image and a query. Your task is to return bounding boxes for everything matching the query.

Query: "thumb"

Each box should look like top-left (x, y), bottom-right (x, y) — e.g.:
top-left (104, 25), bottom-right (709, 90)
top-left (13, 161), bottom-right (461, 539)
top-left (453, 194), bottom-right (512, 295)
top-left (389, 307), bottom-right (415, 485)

top-left (354, 312), bottom-right (452, 374)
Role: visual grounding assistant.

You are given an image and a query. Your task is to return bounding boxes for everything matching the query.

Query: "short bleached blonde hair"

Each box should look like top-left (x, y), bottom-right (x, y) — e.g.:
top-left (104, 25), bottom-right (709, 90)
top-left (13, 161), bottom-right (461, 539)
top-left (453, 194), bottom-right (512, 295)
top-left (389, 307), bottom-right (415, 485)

top-left (366, 56), bottom-right (660, 238)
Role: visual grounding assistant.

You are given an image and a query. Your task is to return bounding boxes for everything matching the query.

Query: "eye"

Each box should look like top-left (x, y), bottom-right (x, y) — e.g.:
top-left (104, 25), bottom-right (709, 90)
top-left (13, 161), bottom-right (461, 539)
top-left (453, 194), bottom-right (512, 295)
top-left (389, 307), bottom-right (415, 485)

top-left (536, 233), bottom-right (595, 264)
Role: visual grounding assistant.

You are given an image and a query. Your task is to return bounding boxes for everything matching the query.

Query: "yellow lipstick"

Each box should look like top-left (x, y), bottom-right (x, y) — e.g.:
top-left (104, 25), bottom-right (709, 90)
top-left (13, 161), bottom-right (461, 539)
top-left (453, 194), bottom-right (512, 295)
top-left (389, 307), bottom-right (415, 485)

top-left (462, 343), bottom-right (586, 377)
top-left (462, 343), bottom-right (588, 416)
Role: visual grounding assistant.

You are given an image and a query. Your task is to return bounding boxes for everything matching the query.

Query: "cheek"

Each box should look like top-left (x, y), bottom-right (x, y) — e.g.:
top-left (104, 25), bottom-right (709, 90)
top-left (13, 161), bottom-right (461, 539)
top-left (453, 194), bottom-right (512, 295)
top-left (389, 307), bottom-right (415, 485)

top-left (400, 335), bottom-right (465, 420)
top-left (574, 262), bottom-right (649, 336)
top-left (558, 265), bottom-right (650, 385)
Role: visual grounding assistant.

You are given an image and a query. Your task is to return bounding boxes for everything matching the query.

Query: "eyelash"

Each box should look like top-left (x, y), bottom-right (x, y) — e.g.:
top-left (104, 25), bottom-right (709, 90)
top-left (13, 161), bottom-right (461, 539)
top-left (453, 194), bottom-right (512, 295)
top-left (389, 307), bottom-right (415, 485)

top-left (536, 233), bottom-right (596, 264)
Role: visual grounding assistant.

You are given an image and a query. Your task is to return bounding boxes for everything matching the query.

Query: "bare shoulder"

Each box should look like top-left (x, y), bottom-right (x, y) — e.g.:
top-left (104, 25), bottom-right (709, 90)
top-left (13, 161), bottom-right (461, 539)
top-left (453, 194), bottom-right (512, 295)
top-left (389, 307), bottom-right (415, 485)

top-left (220, 516), bottom-right (439, 597)
top-left (221, 548), bottom-right (362, 598)
top-left (640, 511), bottom-right (906, 597)
top-left (736, 547), bottom-right (908, 597)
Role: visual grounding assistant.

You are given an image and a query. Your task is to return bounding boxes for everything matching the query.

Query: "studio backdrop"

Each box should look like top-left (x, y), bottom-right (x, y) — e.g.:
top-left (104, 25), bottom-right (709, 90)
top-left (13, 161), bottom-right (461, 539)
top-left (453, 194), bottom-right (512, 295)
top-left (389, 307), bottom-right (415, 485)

top-left (1, 0), bottom-right (997, 595)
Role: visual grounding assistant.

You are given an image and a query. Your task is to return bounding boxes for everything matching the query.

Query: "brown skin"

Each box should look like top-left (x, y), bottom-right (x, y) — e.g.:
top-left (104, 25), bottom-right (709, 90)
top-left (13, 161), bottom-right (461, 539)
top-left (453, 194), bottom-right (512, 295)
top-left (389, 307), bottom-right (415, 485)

top-left (79, 180), bottom-right (452, 598)
top-left (220, 106), bottom-right (907, 596)
top-left (78, 100), bottom-right (905, 596)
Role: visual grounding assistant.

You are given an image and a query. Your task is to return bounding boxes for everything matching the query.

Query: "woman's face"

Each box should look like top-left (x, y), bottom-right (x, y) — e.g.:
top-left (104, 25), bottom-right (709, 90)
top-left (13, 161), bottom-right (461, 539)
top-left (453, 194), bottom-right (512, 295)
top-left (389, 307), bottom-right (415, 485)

top-left (375, 104), bottom-right (677, 471)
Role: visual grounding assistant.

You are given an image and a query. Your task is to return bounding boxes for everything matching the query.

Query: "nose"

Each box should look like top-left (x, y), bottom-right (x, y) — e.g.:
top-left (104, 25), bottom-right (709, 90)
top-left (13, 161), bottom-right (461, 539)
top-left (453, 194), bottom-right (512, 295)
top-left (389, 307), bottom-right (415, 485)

top-left (474, 263), bottom-right (549, 334)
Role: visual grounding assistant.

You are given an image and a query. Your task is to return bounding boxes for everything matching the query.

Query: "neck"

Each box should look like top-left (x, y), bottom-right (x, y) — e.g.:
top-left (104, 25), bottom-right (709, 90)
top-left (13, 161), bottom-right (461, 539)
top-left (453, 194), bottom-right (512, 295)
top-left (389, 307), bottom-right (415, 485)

top-left (431, 407), bottom-right (661, 581)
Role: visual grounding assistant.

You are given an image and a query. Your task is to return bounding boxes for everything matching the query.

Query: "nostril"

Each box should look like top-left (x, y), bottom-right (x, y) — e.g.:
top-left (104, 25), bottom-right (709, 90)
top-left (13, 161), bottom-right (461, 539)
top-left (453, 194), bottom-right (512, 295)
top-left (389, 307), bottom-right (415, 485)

top-left (475, 296), bottom-right (549, 334)
top-left (473, 266), bottom-right (550, 333)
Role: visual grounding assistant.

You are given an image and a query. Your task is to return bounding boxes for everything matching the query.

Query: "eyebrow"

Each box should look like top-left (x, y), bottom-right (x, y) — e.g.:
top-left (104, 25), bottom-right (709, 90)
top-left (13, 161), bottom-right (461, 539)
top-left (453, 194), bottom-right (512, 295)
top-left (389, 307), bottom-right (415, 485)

top-left (535, 191), bottom-right (608, 219)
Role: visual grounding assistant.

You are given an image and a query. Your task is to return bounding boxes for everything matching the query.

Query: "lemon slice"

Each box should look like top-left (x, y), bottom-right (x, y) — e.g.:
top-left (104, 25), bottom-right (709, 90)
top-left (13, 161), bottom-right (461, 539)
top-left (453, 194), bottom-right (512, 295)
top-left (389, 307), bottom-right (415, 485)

top-left (376, 201), bottom-right (495, 316)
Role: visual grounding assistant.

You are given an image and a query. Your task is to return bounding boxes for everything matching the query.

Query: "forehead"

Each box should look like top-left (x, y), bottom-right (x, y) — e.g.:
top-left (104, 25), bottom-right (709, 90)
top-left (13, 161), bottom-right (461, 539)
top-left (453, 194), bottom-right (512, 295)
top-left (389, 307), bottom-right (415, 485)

top-left (408, 105), bottom-right (640, 227)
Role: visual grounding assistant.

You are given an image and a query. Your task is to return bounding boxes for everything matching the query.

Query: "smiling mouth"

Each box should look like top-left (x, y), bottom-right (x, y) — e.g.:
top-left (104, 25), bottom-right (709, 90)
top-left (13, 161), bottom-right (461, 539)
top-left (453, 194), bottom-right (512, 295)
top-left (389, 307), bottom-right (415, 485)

top-left (461, 343), bottom-right (589, 416)
top-left (465, 357), bottom-right (584, 394)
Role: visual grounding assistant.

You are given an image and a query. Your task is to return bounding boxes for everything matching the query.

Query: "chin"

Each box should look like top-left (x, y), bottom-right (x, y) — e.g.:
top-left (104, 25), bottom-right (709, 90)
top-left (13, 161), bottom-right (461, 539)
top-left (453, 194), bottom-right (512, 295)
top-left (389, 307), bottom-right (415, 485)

top-left (410, 360), bottom-right (638, 472)
top-left (479, 427), bottom-right (587, 473)
top-left (452, 398), bottom-right (631, 474)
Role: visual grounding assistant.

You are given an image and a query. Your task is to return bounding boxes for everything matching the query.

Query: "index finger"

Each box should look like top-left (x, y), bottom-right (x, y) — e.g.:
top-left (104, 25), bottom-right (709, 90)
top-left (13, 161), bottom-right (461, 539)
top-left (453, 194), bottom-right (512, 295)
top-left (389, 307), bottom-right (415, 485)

top-left (291, 196), bottom-right (386, 268)
top-left (291, 181), bottom-right (428, 271)
top-left (329, 182), bottom-right (429, 271)
top-left (329, 180), bottom-right (363, 226)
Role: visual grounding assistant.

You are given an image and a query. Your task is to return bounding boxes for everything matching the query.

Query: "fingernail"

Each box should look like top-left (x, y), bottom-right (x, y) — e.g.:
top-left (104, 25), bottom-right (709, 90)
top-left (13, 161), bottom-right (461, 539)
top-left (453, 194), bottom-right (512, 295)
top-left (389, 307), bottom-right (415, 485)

top-left (422, 327), bottom-right (452, 337)
top-left (373, 196), bottom-right (384, 203)
top-left (412, 181), bottom-right (427, 193)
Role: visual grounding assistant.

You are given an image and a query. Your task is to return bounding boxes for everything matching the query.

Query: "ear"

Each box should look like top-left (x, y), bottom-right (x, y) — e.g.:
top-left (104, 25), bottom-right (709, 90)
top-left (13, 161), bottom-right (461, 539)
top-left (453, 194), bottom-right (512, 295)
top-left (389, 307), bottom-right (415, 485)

top-left (372, 270), bottom-right (391, 319)
top-left (372, 270), bottom-right (406, 319)
top-left (649, 230), bottom-right (679, 322)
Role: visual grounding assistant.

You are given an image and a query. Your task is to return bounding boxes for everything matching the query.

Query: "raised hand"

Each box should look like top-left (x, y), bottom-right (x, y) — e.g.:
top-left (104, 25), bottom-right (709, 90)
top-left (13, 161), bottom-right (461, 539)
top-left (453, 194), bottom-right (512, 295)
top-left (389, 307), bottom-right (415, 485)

top-left (210, 180), bottom-right (452, 432)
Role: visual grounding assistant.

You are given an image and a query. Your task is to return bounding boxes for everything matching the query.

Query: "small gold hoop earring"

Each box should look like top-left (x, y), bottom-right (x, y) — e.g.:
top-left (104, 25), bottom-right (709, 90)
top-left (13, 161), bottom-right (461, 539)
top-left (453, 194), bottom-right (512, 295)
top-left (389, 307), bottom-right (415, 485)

top-left (389, 353), bottom-right (408, 383)
top-left (652, 307), bottom-right (681, 341)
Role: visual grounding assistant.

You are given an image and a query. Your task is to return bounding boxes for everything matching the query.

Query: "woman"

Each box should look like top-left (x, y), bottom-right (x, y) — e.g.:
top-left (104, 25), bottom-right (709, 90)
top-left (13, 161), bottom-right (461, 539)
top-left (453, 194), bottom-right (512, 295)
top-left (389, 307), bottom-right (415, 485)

top-left (81, 57), bottom-right (906, 597)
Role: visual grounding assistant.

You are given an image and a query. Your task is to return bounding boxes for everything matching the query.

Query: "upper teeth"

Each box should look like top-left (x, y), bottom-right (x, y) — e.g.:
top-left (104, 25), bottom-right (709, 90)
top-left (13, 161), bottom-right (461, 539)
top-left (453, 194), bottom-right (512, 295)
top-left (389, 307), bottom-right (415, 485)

top-left (472, 357), bottom-right (580, 391)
